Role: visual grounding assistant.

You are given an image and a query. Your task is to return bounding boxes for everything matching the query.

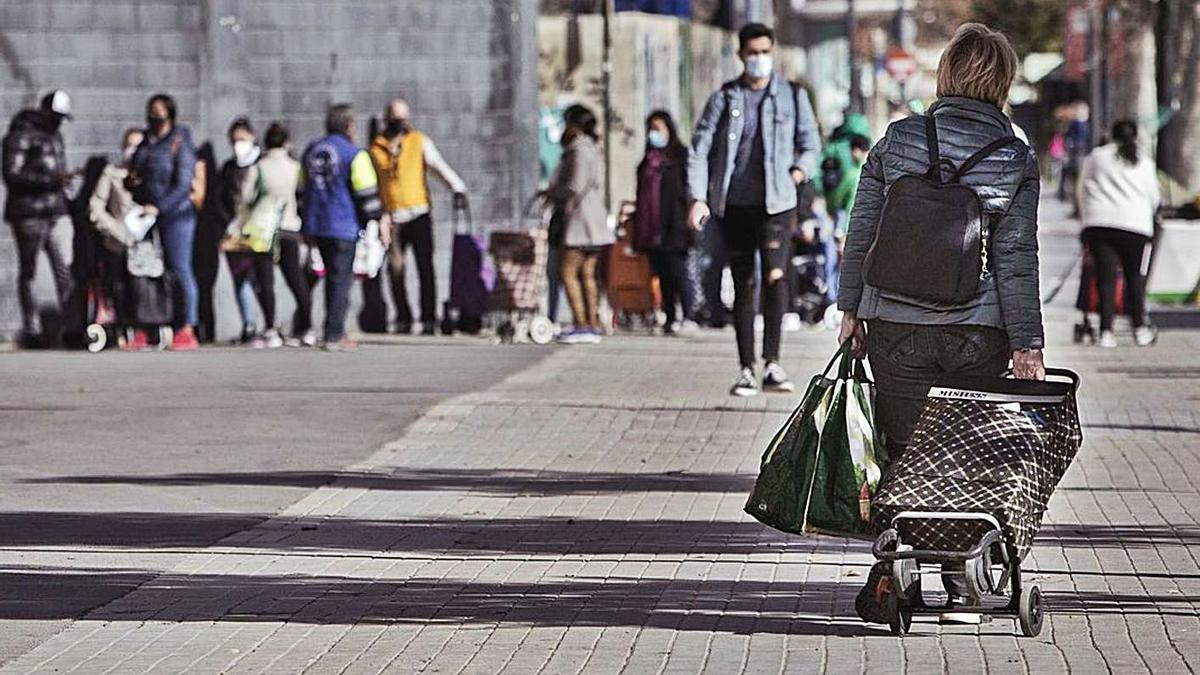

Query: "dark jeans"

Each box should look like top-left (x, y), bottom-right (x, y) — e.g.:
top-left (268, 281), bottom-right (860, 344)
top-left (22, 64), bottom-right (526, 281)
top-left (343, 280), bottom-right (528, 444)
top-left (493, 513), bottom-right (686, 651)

top-left (867, 321), bottom-right (1011, 459)
top-left (278, 237), bottom-right (314, 334)
top-left (388, 213), bottom-right (436, 325)
top-left (228, 251), bottom-right (276, 328)
top-left (1082, 226), bottom-right (1151, 331)
top-left (316, 237), bottom-right (356, 341)
top-left (648, 249), bottom-right (691, 325)
top-left (547, 246), bottom-right (564, 323)
top-left (699, 217), bottom-right (730, 325)
top-left (722, 205), bottom-right (793, 368)
top-left (10, 215), bottom-right (73, 333)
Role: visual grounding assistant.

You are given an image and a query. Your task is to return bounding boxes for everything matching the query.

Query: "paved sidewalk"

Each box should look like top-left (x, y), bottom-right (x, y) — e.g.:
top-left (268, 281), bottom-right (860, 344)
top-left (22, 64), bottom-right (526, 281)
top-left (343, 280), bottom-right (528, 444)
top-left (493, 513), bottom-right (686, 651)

top-left (2, 200), bottom-right (1200, 673)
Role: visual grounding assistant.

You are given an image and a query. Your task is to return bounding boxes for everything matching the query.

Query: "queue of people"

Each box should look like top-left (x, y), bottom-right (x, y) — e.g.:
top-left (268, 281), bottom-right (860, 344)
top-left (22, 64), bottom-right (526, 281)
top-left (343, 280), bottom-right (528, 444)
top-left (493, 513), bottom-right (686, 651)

top-left (1, 92), bottom-right (474, 352)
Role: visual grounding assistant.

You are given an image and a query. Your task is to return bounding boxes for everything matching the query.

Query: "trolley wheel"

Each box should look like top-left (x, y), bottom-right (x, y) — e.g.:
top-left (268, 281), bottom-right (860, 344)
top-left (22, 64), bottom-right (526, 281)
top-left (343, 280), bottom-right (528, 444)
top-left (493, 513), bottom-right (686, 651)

top-left (886, 581), bottom-right (913, 636)
top-left (513, 317), bottom-right (532, 341)
top-left (528, 316), bottom-right (556, 345)
top-left (85, 324), bottom-right (108, 353)
top-left (1018, 583), bottom-right (1044, 637)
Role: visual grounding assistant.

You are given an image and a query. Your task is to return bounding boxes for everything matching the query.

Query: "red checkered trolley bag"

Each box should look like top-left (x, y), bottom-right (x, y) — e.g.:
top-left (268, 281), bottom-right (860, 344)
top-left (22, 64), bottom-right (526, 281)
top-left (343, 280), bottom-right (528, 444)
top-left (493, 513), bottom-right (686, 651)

top-left (869, 369), bottom-right (1083, 637)
top-left (487, 197), bottom-right (555, 344)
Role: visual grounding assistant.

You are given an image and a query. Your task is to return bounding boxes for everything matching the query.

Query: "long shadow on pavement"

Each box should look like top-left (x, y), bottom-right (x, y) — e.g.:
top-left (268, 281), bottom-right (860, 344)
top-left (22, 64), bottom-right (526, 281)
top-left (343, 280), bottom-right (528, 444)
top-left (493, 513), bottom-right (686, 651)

top-left (0, 565), bottom-right (886, 636)
top-left (3, 513), bottom-right (1195, 553)
top-left (1036, 523), bottom-right (1200, 549)
top-left (0, 512), bottom-right (865, 555)
top-left (20, 469), bottom-right (759, 495)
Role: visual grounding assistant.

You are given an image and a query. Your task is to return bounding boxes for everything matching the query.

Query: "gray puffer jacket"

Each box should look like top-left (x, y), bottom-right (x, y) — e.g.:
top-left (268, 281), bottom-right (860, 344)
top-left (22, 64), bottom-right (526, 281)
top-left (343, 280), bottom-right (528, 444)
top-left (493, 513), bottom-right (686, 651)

top-left (838, 97), bottom-right (1044, 351)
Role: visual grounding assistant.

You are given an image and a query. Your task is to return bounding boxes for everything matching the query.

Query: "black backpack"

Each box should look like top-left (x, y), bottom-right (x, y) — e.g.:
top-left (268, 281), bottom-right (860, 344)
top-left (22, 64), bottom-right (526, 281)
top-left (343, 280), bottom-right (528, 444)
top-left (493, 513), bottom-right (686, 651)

top-left (863, 116), bottom-right (1021, 306)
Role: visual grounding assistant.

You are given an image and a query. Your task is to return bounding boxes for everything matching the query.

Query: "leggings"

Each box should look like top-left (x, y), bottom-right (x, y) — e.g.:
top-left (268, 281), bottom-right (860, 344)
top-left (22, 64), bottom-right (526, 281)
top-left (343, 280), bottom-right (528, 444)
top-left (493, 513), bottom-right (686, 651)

top-left (278, 237), bottom-right (314, 334)
top-left (1082, 226), bottom-right (1151, 331)
top-left (561, 247), bottom-right (601, 329)
top-left (647, 249), bottom-right (691, 325)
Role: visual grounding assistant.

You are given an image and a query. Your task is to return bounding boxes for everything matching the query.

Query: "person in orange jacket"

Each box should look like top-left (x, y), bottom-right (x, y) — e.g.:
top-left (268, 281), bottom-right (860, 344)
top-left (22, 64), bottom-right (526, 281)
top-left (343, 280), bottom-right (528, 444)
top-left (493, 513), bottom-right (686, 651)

top-left (369, 98), bottom-right (467, 335)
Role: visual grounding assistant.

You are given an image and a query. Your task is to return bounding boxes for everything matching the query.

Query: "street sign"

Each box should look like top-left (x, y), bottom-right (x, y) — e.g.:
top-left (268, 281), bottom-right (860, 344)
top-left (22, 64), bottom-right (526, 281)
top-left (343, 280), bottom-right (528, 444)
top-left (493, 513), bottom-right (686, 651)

top-left (885, 47), bottom-right (919, 83)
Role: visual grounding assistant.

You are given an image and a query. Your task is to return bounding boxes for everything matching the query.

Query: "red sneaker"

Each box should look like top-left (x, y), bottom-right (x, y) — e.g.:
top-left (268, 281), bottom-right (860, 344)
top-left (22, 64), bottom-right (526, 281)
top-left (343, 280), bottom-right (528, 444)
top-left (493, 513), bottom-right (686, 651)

top-left (170, 326), bottom-right (199, 351)
top-left (121, 329), bottom-right (150, 352)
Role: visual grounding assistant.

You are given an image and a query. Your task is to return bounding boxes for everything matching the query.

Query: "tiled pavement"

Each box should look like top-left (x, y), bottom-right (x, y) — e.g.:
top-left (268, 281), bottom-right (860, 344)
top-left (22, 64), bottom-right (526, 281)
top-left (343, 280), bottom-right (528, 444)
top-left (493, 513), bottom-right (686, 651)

top-left (3, 203), bottom-right (1200, 673)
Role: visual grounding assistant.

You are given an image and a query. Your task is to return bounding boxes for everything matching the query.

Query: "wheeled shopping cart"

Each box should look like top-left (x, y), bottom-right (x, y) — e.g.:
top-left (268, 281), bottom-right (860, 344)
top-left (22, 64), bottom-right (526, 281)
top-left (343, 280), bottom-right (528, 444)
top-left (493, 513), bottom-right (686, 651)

top-left (487, 197), bottom-right (555, 345)
top-left (870, 369), bottom-right (1084, 636)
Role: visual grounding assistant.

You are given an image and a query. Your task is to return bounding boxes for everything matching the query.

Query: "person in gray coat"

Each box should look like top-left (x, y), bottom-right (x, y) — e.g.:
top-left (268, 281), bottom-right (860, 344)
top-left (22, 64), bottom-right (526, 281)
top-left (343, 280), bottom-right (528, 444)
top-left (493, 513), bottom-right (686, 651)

top-left (548, 104), bottom-right (613, 344)
top-left (837, 23), bottom-right (1046, 464)
top-left (688, 23), bottom-right (821, 396)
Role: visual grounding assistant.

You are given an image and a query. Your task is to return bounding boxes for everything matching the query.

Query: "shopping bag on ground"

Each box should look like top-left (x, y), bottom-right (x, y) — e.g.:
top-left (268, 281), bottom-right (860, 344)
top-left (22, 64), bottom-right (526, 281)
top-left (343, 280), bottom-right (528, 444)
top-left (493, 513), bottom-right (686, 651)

top-left (744, 342), bottom-right (888, 538)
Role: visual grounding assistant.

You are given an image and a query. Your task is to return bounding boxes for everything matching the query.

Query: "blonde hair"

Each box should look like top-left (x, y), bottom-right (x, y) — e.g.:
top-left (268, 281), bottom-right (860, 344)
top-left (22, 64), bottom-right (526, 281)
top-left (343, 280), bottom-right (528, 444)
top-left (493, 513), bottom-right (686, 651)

top-left (936, 23), bottom-right (1018, 108)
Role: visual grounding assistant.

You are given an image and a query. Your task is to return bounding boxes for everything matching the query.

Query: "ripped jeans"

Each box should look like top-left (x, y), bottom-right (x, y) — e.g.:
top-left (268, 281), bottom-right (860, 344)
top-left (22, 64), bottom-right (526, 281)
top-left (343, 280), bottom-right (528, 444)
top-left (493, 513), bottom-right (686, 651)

top-left (721, 205), bottom-right (794, 368)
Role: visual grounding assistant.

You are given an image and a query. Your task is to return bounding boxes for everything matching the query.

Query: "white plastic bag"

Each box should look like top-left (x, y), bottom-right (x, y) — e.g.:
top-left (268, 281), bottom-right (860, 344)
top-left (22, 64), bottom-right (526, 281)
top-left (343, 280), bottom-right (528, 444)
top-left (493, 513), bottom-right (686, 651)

top-left (353, 219), bottom-right (386, 278)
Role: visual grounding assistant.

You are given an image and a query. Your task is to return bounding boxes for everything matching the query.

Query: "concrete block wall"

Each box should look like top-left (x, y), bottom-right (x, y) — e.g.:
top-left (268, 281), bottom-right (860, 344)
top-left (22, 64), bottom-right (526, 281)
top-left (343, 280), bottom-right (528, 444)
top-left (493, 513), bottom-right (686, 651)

top-left (0, 0), bottom-right (540, 339)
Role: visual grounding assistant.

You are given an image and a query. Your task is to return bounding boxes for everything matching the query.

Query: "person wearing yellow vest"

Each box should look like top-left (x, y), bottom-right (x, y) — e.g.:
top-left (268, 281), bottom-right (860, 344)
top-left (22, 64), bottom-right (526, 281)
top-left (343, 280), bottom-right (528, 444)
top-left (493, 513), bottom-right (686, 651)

top-left (369, 98), bottom-right (467, 335)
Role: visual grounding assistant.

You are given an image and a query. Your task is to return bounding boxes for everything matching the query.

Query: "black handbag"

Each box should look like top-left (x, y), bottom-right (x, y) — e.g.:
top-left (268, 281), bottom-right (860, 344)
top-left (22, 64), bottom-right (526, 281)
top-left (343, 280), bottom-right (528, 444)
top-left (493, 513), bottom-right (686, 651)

top-left (863, 116), bottom-right (1021, 306)
top-left (127, 273), bottom-right (174, 326)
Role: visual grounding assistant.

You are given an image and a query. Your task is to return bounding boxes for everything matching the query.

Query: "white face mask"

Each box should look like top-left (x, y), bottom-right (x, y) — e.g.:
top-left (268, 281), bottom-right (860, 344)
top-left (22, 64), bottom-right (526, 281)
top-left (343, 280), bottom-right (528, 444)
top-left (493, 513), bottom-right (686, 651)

top-left (745, 54), bottom-right (774, 80)
top-left (647, 129), bottom-right (669, 149)
top-left (233, 139), bottom-right (260, 167)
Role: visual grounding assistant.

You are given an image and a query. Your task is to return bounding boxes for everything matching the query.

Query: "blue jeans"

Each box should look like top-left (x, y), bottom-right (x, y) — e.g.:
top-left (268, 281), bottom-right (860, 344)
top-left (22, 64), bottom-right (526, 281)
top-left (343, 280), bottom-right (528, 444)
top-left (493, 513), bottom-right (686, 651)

top-left (160, 210), bottom-right (198, 327)
top-left (316, 237), bottom-right (356, 341)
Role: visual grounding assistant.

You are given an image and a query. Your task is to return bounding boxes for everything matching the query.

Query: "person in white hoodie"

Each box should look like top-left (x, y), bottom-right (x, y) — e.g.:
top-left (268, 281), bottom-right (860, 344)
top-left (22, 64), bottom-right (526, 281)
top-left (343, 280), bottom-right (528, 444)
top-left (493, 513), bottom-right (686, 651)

top-left (1077, 119), bottom-right (1161, 347)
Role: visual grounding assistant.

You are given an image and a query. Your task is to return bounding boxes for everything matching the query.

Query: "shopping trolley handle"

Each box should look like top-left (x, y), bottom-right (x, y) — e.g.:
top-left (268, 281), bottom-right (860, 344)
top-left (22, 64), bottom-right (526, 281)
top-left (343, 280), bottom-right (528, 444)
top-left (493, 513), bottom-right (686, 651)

top-left (1002, 366), bottom-right (1081, 393)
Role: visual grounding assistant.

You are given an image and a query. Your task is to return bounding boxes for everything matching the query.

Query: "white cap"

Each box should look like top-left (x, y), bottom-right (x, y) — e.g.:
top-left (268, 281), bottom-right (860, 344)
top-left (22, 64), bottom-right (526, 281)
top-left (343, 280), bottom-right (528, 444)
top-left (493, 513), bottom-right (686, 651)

top-left (40, 90), bottom-right (72, 120)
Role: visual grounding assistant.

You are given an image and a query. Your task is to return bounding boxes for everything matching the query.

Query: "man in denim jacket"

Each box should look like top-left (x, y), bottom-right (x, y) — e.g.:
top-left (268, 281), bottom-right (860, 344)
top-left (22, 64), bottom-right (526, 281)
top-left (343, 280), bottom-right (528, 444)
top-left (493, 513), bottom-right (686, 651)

top-left (688, 23), bottom-right (821, 397)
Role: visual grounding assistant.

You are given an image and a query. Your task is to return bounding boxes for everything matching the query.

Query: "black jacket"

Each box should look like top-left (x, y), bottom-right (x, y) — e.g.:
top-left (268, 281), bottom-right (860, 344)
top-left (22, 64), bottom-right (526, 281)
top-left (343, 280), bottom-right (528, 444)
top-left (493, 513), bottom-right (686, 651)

top-left (634, 144), bottom-right (692, 252)
top-left (838, 97), bottom-right (1044, 350)
top-left (2, 110), bottom-right (69, 222)
top-left (215, 157), bottom-right (251, 229)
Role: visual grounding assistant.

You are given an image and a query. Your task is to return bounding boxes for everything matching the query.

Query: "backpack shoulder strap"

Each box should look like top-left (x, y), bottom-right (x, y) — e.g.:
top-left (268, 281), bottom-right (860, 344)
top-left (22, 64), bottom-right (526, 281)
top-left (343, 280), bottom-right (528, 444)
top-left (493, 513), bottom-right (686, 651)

top-left (924, 115), bottom-right (941, 180)
top-left (949, 136), bottom-right (1023, 183)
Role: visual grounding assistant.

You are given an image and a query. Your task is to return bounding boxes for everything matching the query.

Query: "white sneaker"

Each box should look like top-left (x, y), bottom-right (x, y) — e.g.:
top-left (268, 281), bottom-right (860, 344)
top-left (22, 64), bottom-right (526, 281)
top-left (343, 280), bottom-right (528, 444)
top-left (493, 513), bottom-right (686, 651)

top-left (781, 313), bottom-right (803, 333)
top-left (1134, 325), bottom-right (1158, 347)
top-left (1098, 330), bottom-right (1118, 348)
top-left (762, 361), bottom-right (796, 393)
top-left (263, 328), bottom-right (284, 349)
top-left (731, 368), bottom-right (759, 397)
top-left (940, 612), bottom-right (985, 625)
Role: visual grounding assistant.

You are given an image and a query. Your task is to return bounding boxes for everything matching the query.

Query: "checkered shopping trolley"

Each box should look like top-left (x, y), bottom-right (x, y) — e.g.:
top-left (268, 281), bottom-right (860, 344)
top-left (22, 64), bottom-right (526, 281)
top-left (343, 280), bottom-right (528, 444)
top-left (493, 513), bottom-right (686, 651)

top-left (868, 369), bottom-right (1083, 637)
top-left (487, 197), bottom-right (553, 344)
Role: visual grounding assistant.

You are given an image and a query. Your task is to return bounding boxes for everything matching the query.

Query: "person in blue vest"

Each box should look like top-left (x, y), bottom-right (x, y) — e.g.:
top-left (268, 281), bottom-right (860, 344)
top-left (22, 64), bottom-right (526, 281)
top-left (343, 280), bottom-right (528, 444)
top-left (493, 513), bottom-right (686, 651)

top-left (299, 103), bottom-right (389, 351)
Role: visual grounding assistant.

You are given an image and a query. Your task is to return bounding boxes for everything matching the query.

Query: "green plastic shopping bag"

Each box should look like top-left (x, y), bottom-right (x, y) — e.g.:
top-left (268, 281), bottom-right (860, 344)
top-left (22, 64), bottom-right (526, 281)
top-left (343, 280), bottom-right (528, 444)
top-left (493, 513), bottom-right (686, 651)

top-left (744, 343), bottom-right (889, 539)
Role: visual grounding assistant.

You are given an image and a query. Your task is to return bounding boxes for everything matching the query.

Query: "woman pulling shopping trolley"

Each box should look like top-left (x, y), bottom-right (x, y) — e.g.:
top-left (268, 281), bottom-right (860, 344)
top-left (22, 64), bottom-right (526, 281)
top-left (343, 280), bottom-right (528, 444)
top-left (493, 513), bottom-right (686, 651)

top-left (833, 24), bottom-right (1082, 633)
